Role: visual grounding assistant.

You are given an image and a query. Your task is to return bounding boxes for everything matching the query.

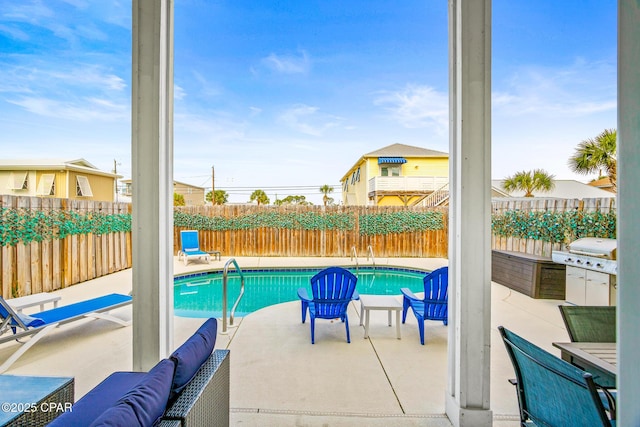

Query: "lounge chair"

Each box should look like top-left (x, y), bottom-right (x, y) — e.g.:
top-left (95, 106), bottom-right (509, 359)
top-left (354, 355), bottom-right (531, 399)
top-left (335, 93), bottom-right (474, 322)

top-left (297, 266), bottom-right (358, 344)
top-left (401, 266), bottom-right (448, 345)
top-left (499, 326), bottom-right (615, 426)
top-left (178, 230), bottom-right (211, 266)
top-left (0, 293), bottom-right (132, 373)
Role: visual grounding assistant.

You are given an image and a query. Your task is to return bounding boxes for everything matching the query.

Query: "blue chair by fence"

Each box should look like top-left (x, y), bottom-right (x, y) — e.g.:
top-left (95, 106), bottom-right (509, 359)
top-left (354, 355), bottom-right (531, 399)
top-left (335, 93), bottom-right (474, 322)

top-left (499, 326), bottom-right (615, 427)
top-left (297, 267), bottom-right (358, 344)
top-left (401, 266), bottom-right (448, 345)
top-left (178, 230), bottom-right (211, 266)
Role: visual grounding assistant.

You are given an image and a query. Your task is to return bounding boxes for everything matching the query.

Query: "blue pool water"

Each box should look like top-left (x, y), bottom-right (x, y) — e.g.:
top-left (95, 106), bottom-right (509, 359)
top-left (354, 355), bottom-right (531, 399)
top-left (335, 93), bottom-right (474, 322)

top-left (173, 267), bottom-right (429, 318)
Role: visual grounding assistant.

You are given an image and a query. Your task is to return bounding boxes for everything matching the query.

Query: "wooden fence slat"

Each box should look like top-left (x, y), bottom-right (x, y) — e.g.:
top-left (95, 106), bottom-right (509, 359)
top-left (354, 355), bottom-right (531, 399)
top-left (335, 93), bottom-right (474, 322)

top-left (17, 197), bottom-right (31, 296)
top-left (29, 197), bottom-right (43, 294)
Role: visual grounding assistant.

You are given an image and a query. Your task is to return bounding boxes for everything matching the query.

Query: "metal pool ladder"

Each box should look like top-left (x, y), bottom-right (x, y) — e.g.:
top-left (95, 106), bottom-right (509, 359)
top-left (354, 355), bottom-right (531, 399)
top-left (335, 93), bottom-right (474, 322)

top-left (221, 258), bottom-right (245, 333)
top-left (366, 245), bottom-right (376, 270)
top-left (350, 245), bottom-right (359, 275)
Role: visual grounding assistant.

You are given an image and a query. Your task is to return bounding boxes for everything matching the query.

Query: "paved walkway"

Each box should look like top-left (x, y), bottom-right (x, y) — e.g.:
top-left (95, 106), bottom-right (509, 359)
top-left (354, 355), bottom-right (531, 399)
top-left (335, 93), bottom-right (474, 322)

top-left (0, 256), bottom-right (572, 426)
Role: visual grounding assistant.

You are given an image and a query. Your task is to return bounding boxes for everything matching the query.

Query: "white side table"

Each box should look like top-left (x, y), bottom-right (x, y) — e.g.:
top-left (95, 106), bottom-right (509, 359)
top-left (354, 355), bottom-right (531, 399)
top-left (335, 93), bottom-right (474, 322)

top-left (359, 294), bottom-right (402, 339)
top-left (7, 293), bottom-right (61, 313)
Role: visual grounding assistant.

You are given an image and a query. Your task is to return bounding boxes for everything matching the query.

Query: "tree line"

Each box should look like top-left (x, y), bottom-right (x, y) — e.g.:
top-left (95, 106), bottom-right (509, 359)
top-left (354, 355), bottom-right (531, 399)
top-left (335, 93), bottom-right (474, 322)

top-left (173, 185), bottom-right (336, 207)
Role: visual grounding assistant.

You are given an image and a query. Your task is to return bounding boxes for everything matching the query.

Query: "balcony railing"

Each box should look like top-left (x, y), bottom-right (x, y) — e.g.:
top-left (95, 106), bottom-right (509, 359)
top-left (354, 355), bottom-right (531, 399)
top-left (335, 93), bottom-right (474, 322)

top-left (368, 176), bottom-right (449, 194)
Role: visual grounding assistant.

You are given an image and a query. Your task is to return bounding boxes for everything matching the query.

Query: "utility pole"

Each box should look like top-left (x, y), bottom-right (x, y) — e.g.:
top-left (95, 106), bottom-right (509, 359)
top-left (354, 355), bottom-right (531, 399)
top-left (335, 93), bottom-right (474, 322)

top-left (113, 159), bottom-right (121, 203)
top-left (211, 166), bottom-right (216, 205)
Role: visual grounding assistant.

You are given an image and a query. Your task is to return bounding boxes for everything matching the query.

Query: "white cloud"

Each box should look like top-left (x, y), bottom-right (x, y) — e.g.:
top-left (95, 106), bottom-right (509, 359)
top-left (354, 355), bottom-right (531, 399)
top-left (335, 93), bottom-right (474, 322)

top-left (278, 104), bottom-right (343, 136)
top-left (8, 96), bottom-right (127, 121)
top-left (0, 24), bottom-right (30, 41)
top-left (8, 97), bottom-right (130, 122)
top-left (373, 84), bottom-right (448, 132)
top-left (493, 60), bottom-right (616, 117)
top-left (261, 50), bottom-right (311, 74)
top-left (190, 71), bottom-right (222, 98)
top-left (174, 84), bottom-right (186, 101)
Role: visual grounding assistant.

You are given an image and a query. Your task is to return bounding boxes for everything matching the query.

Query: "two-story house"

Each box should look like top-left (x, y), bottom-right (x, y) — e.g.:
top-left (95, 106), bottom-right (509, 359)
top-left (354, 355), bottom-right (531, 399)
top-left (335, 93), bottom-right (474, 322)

top-left (0, 158), bottom-right (119, 202)
top-left (340, 143), bottom-right (449, 206)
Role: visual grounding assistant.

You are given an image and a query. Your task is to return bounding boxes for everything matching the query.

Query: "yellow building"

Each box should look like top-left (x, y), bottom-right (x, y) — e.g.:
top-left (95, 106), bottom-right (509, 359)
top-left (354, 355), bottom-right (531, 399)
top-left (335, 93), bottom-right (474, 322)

top-left (340, 143), bottom-right (449, 206)
top-left (0, 158), bottom-right (118, 202)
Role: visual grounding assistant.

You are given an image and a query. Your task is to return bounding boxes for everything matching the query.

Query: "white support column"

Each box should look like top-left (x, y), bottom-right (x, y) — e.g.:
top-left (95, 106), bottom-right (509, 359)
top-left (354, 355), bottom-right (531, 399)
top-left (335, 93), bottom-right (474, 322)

top-left (617, 0), bottom-right (640, 424)
top-left (131, 0), bottom-right (174, 371)
top-left (445, 1), bottom-right (493, 426)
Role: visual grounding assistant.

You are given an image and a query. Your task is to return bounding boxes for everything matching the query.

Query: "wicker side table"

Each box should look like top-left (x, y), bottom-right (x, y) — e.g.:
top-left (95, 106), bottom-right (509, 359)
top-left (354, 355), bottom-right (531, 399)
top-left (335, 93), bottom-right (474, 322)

top-left (0, 375), bottom-right (74, 427)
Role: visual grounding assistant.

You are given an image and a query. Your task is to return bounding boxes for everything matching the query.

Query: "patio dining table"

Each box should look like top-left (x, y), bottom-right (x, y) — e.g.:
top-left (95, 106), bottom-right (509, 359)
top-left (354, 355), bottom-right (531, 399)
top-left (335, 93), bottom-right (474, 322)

top-left (552, 341), bottom-right (616, 386)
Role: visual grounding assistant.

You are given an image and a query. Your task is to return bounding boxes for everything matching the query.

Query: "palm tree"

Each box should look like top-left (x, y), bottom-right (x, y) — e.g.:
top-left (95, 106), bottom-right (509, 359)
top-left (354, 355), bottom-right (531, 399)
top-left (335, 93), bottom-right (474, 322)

top-left (502, 169), bottom-right (555, 197)
top-left (249, 189), bottom-right (270, 205)
top-left (206, 189), bottom-right (229, 205)
top-left (173, 192), bottom-right (185, 206)
top-left (568, 129), bottom-right (617, 191)
top-left (320, 185), bottom-right (334, 206)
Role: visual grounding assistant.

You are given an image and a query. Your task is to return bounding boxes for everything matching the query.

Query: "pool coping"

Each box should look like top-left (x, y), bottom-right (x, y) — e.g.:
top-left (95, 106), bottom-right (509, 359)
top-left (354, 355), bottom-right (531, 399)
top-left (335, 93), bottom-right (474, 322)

top-left (174, 265), bottom-right (433, 282)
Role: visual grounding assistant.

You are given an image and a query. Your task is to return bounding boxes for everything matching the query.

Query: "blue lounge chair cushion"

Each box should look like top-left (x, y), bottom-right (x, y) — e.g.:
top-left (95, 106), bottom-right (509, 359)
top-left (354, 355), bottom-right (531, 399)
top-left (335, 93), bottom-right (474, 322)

top-left (33, 294), bottom-right (132, 325)
top-left (169, 318), bottom-right (217, 398)
top-left (89, 359), bottom-right (175, 427)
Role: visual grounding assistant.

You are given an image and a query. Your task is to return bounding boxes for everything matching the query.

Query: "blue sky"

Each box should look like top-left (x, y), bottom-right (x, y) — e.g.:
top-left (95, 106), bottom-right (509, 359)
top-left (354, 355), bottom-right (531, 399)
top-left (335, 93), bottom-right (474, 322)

top-left (0, 1), bottom-right (616, 204)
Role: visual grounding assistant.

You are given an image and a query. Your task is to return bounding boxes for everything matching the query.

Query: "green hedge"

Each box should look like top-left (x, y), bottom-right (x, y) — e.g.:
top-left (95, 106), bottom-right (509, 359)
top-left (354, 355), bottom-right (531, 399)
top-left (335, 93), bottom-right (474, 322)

top-left (0, 208), bottom-right (132, 247)
top-left (358, 211), bottom-right (444, 235)
top-left (0, 207), bottom-right (615, 247)
top-left (491, 210), bottom-right (616, 244)
top-left (174, 211), bottom-right (355, 231)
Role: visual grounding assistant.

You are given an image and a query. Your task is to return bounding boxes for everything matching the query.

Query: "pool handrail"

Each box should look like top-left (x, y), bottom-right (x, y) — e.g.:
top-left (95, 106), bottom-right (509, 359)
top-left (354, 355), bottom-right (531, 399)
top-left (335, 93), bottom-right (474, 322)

top-left (366, 245), bottom-right (376, 270)
top-left (350, 246), bottom-right (359, 276)
top-left (222, 258), bottom-right (245, 333)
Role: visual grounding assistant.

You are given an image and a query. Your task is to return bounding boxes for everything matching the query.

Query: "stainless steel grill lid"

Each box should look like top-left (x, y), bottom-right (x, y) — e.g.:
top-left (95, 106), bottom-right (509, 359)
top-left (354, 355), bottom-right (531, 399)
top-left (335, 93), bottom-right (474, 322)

top-left (568, 237), bottom-right (617, 260)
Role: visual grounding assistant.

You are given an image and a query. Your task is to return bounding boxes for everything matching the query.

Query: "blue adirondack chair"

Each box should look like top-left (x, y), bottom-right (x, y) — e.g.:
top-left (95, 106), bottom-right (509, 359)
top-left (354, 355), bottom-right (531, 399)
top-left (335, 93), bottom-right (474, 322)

top-left (401, 266), bottom-right (448, 345)
top-left (297, 267), bottom-right (358, 344)
top-left (499, 326), bottom-right (615, 426)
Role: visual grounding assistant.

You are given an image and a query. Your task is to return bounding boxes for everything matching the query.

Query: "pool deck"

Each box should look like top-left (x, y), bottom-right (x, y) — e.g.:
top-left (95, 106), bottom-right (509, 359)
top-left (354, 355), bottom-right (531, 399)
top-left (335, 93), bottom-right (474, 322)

top-left (0, 256), bottom-right (572, 426)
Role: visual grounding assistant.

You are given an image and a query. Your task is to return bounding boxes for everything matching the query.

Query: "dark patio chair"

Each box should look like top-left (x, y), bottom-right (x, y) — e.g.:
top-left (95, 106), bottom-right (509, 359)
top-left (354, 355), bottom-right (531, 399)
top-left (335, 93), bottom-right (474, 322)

top-left (559, 305), bottom-right (616, 388)
top-left (499, 326), bottom-right (615, 427)
top-left (559, 305), bottom-right (616, 343)
top-left (297, 267), bottom-right (358, 344)
top-left (401, 266), bottom-right (448, 345)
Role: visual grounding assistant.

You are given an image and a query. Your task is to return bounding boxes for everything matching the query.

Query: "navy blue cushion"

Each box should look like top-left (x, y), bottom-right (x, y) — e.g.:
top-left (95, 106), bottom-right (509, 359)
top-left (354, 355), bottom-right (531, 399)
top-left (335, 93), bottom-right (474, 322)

top-left (89, 359), bottom-right (175, 427)
top-left (169, 318), bottom-right (217, 397)
top-left (48, 372), bottom-right (147, 427)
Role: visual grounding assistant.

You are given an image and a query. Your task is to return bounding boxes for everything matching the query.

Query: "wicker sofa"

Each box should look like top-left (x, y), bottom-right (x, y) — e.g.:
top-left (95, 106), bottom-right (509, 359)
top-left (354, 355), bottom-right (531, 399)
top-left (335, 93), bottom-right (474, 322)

top-left (48, 318), bottom-right (229, 427)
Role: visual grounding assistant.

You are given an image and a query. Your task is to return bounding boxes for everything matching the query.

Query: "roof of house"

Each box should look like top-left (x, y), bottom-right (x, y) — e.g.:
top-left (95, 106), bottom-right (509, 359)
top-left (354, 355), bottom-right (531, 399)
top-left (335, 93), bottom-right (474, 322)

top-left (120, 179), bottom-right (205, 190)
top-left (0, 158), bottom-right (117, 178)
top-left (341, 143), bottom-right (448, 181)
top-left (492, 179), bottom-right (616, 199)
top-left (364, 143), bottom-right (448, 158)
top-left (173, 180), bottom-right (205, 190)
top-left (588, 177), bottom-right (616, 193)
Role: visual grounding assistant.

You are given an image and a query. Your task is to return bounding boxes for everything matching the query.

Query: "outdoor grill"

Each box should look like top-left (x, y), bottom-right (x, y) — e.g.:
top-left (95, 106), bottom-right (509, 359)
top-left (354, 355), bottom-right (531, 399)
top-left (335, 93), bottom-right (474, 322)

top-left (552, 238), bottom-right (617, 306)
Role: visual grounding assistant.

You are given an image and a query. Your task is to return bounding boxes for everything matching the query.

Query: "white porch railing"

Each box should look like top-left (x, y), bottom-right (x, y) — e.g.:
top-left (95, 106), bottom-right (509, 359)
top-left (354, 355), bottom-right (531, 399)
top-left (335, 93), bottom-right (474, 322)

top-left (368, 176), bottom-right (449, 193)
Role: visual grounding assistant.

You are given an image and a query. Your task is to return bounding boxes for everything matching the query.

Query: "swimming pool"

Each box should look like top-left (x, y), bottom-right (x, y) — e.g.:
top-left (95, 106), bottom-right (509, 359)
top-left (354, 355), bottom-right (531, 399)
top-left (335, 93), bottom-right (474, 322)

top-left (173, 267), bottom-right (429, 318)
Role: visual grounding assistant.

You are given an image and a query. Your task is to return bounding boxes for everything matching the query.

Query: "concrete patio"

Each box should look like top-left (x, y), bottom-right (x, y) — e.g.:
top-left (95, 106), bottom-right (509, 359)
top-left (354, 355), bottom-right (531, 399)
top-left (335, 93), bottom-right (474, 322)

top-left (0, 256), bottom-right (573, 426)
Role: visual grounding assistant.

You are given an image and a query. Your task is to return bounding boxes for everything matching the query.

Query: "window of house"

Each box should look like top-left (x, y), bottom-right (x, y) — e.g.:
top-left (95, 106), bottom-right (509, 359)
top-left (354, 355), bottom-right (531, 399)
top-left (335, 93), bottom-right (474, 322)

top-left (76, 175), bottom-right (93, 197)
top-left (37, 174), bottom-right (56, 196)
top-left (380, 165), bottom-right (401, 177)
top-left (9, 171), bottom-right (28, 190)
